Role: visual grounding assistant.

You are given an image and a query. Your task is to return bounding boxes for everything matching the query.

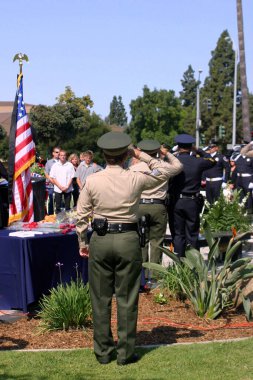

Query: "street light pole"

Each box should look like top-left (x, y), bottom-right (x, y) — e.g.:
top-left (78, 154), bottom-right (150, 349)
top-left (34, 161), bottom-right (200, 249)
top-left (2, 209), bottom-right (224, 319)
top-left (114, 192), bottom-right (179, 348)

top-left (232, 46), bottom-right (238, 146)
top-left (195, 69), bottom-right (202, 148)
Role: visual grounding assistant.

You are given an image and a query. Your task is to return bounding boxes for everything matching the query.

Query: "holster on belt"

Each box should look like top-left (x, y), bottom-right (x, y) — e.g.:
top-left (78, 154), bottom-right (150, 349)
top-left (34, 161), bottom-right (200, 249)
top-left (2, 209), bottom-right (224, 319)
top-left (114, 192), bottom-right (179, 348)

top-left (92, 218), bottom-right (108, 236)
top-left (138, 214), bottom-right (150, 247)
top-left (196, 193), bottom-right (204, 212)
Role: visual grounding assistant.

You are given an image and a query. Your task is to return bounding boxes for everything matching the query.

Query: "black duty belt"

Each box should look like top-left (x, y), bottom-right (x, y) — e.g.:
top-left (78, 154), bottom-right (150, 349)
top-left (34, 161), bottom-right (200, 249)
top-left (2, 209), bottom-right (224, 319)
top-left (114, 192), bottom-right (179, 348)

top-left (179, 193), bottom-right (199, 199)
top-left (139, 198), bottom-right (165, 205)
top-left (107, 223), bottom-right (138, 233)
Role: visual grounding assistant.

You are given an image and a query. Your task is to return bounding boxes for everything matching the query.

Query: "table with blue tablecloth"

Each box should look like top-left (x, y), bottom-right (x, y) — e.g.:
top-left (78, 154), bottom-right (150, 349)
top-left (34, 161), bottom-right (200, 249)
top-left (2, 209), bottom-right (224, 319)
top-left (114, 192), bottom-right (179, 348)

top-left (0, 230), bottom-right (88, 311)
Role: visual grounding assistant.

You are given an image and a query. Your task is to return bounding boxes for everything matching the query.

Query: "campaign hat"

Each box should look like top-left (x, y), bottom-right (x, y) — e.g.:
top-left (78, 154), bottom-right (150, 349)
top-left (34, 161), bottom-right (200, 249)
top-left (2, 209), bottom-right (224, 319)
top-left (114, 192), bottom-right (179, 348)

top-left (138, 139), bottom-right (160, 154)
top-left (97, 132), bottom-right (131, 156)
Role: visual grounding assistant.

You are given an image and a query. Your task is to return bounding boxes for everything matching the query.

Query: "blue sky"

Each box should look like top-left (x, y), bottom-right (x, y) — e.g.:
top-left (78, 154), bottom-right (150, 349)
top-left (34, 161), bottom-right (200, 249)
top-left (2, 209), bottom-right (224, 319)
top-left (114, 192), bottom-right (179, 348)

top-left (0, 0), bottom-right (252, 119)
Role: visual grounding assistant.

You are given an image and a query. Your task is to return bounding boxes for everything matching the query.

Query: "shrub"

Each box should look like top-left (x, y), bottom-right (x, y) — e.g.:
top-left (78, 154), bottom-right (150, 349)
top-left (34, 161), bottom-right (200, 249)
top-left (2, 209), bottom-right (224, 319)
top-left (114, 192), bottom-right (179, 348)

top-left (153, 292), bottom-right (168, 305)
top-left (158, 262), bottom-right (194, 300)
top-left (143, 226), bottom-right (253, 319)
top-left (202, 188), bottom-right (251, 232)
top-left (38, 278), bottom-right (92, 331)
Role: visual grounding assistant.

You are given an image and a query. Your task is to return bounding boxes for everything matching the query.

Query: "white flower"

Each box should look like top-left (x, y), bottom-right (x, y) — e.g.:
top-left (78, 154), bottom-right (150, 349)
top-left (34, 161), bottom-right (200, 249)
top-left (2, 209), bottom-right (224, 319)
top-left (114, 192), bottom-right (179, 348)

top-left (223, 187), bottom-right (233, 202)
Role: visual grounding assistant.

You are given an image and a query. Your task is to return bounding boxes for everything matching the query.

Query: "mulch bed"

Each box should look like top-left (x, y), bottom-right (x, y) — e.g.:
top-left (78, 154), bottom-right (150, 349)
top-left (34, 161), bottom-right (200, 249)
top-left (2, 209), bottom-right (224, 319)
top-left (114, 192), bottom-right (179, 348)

top-left (1, 291), bottom-right (253, 350)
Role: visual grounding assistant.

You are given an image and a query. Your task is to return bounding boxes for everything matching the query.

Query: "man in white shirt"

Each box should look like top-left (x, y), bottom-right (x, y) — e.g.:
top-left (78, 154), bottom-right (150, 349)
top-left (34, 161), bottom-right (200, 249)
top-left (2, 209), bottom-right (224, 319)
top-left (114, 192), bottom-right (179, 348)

top-left (45, 147), bottom-right (60, 214)
top-left (50, 150), bottom-right (75, 213)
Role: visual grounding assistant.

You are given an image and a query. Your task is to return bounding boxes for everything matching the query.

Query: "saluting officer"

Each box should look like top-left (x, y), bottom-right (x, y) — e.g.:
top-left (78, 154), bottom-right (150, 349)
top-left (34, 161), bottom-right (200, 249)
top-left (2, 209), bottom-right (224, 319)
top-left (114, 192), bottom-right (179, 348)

top-left (168, 134), bottom-right (216, 257)
top-left (204, 141), bottom-right (230, 204)
top-left (129, 139), bottom-right (180, 266)
top-left (76, 132), bottom-right (182, 366)
top-left (231, 142), bottom-right (253, 213)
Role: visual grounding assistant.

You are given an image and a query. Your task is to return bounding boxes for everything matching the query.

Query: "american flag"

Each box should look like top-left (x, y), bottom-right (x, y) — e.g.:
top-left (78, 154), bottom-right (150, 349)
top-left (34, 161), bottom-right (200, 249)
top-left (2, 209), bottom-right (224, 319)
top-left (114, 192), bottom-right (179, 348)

top-left (8, 73), bottom-right (36, 224)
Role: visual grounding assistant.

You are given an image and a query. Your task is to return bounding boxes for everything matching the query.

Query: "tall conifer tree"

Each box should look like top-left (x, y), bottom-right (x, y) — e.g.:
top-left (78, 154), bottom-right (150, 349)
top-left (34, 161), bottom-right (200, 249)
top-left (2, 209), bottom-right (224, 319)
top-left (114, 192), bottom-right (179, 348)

top-left (108, 96), bottom-right (127, 126)
top-left (201, 30), bottom-right (241, 144)
top-left (179, 65), bottom-right (199, 137)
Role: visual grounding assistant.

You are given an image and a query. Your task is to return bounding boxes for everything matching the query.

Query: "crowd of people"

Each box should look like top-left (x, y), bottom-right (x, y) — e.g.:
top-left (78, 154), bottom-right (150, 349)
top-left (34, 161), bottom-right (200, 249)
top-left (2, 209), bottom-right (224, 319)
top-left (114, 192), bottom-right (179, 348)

top-left (43, 148), bottom-right (103, 215)
top-left (40, 137), bottom-right (253, 264)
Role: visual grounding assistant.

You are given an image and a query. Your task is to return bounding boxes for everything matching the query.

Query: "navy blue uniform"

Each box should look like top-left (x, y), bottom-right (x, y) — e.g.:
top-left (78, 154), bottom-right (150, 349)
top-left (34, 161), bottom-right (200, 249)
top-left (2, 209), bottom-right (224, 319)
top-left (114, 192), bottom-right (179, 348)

top-left (169, 152), bottom-right (215, 257)
top-left (233, 154), bottom-right (253, 212)
top-left (204, 153), bottom-right (230, 204)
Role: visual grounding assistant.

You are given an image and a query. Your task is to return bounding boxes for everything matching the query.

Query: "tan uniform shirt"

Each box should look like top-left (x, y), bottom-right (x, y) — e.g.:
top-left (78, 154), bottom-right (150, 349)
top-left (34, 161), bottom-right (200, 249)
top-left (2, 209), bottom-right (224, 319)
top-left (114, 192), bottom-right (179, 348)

top-left (240, 142), bottom-right (253, 158)
top-left (76, 152), bottom-right (182, 248)
top-left (129, 152), bottom-right (177, 200)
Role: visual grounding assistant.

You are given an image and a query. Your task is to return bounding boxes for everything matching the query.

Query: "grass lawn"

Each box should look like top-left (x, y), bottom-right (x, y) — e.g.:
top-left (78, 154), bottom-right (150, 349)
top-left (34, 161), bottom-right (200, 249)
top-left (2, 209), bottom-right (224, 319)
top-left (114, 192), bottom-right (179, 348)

top-left (1, 339), bottom-right (253, 380)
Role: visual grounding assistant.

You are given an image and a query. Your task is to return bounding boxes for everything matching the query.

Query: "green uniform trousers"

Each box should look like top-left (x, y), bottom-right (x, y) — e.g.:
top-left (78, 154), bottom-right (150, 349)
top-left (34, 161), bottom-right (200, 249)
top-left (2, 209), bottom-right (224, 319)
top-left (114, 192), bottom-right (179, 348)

top-left (88, 230), bottom-right (142, 363)
top-left (139, 203), bottom-right (167, 264)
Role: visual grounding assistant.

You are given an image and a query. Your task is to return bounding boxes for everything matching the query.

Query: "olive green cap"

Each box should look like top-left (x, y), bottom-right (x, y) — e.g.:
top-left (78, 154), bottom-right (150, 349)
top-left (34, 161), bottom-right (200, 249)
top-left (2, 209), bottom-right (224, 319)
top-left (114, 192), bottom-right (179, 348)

top-left (138, 139), bottom-right (160, 154)
top-left (97, 132), bottom-right (131, 156)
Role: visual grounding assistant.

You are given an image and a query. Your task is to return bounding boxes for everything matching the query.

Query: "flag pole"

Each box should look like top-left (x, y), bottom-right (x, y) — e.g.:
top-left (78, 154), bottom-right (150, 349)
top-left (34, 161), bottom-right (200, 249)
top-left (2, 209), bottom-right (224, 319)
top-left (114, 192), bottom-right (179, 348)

top-left (8, 53), bottom-right (29, 204)
top-left (8, 52), bottom-right (35, 224)
top-left (13, 52), bottom-right (29, 76)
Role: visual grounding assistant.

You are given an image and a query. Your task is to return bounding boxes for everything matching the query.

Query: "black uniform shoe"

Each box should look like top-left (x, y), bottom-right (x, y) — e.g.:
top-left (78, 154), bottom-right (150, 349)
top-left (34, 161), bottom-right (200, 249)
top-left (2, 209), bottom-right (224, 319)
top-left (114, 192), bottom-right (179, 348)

top-left (139, 284), bottom-right (151, 293)
top-left (117, 354), bottom-right (139, 366)
top-left (95, 354), bottom-right (113, 365)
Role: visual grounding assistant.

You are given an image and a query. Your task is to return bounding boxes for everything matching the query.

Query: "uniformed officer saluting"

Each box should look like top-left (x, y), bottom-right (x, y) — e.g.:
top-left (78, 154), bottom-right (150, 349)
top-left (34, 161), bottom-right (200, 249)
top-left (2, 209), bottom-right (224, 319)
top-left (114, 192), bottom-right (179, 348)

top-left (168, 134), bottom-right (216, 258)
top-left (204, 141), bottom-right (230, 204)
top-left (129, 139), bottom-right (178, 266)
top-left (76, 132), bottom-right (182, 365)
top-left (232, 142), bottom-right (253, 213)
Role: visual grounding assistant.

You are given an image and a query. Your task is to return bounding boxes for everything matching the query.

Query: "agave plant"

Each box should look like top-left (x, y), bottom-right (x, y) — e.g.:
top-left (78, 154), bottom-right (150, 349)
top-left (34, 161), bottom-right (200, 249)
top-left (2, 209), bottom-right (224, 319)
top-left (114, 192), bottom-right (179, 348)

top-left (143, 224), bottom-right (253, 319)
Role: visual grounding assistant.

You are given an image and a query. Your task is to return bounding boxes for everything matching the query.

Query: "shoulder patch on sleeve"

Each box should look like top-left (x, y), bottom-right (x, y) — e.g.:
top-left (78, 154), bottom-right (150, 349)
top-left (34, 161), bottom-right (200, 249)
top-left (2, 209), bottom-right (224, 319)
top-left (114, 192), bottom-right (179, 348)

top-left (149, 169), bottom-right (162, 176)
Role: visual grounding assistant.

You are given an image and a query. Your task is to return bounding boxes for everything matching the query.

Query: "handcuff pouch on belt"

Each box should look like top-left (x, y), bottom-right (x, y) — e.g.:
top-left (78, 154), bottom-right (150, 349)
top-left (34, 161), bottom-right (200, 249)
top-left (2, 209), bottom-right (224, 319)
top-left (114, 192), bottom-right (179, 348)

top-left (92, 218), bottom-right (108, 236)
top-left (138, 214), bottom-right (150, 248)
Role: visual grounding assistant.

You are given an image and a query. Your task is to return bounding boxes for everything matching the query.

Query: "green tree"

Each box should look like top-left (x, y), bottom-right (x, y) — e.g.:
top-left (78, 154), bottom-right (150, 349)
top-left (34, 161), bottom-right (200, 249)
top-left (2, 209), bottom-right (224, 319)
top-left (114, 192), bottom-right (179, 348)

top-left (179, 65), bottom-right (199, 136)
top-left (107, 95), bottom-right (127, 126)
top-left (180, 65), bottom-right (198, 107)
top-left (30, 87), bottom-right (109, 159)
top-left (63, 112), bottom-right (109, 164)
top-left (0, 125), bottom-right (9, 160)
top-left (128, 85), bottom-right (183, 145)
top-left (201, 30), bottom-right (241, 144)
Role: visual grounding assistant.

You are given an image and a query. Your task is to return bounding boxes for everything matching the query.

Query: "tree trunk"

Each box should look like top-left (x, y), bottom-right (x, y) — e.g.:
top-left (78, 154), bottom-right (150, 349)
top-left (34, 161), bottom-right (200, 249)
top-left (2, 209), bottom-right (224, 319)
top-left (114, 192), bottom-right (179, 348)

top-left (237, 0), bottom-right (251, 142)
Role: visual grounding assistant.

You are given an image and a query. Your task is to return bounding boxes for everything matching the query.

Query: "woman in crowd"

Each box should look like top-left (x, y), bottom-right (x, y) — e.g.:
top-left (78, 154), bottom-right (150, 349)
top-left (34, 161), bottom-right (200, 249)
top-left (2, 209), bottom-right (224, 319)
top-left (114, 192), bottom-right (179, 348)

top-left (69, 153), bottom-right (80, 207)
top-left (229, 159), bottom-right (237, 189)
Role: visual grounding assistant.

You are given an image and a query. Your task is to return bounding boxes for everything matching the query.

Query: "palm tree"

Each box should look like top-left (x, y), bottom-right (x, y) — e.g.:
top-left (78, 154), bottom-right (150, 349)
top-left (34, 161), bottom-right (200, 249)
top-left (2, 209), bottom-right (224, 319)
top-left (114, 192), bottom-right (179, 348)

top-left (237, 0), bottom-right (251, 142)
